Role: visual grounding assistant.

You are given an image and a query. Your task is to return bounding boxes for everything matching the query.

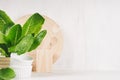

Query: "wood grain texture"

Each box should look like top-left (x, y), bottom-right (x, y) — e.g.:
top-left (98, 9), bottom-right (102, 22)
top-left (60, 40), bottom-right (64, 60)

top-left (0, 57), bottom-right (10, 68)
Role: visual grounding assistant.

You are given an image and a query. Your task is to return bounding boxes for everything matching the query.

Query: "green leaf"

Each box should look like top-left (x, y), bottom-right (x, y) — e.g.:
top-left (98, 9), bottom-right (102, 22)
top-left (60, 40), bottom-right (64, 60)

top-left (9, 34), bottom-right (34, 55)
top-left (0, 44), bottom-right (10, 57)
top-left (6, 24), bottom-right (22, 46)
top-left (0, 32), bottom-right (6, 44)
top-left (0, 10), bottom-right (14, 33)
top-left (0, 48), bottom-right (8, 57)
top-left (0, 68), bottom-right (16, 80)
top-left (22, 13), bottom-right (45, 37)
top-left (29, 30), bottom-right (47, 51)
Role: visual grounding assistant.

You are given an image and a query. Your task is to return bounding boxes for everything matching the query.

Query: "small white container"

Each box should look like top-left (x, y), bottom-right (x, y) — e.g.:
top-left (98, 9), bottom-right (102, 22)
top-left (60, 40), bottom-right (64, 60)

top-left (10, 53), bottom-right (33, 79)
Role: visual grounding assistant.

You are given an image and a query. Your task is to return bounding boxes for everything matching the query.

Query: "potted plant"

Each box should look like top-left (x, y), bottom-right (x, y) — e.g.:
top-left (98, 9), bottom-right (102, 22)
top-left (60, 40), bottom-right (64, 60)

top-left (0, 10), bottom-right (47, 79)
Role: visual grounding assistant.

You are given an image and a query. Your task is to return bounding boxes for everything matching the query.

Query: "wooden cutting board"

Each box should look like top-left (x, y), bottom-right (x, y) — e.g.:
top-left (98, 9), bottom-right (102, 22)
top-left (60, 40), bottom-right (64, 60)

top-left (15, 14), bottom-right (63, 72)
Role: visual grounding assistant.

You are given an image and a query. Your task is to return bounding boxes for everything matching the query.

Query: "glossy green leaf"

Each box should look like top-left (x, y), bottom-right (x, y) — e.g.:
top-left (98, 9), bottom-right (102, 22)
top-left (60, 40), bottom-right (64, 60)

top-left (0, 68), bottom-right (16, 80)
top-left (22, 13), bottom-right (45, 37)
top-left (6, 24), bottom-right (22, 46)
top-left (9, 34), bottom-right (34, 55)
top-left (29, 30), bottom-right (47, 51)
top-left (0, 10), bottom-right (14, 33)
top-left (0, 32), bottom-right (6, 44)
top-left (0, 10), bottom-right (47, 56)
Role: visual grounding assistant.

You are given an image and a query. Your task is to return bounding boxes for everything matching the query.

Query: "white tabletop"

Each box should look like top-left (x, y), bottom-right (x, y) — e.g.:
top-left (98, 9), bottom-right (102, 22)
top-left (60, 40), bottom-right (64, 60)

top-left (26, 70), bottom-right (120, 80)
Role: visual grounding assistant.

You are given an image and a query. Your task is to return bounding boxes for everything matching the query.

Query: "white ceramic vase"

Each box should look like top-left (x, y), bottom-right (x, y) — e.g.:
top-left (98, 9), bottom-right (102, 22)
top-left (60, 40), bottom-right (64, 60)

top-left (10, 53), bottom-right (33, 79)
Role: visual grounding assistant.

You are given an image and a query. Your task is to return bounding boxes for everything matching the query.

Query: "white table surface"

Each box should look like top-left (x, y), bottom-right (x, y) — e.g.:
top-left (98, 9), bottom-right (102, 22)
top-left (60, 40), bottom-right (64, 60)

top-left (23, 70), bottom-right (120, 80)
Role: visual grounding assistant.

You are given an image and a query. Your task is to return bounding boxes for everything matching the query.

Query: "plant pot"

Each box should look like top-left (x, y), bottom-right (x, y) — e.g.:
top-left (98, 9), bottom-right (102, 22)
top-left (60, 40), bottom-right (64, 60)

top-left (10, 53), bottom-right (33, 79)
top-left (0, 57), bottom-right (10, 68)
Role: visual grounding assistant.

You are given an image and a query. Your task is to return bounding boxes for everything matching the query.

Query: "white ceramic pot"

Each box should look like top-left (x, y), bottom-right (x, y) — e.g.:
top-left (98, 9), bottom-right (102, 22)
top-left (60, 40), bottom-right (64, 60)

top-left (10, 53), bottom-right (33, 79)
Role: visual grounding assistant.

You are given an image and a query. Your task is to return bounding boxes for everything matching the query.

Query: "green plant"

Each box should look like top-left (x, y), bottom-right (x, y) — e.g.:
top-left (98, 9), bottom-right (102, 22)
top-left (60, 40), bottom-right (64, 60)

top-left (0, 67), bottom-right (16, 80)
top-left (0, 10), bottom-right (47, 57)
